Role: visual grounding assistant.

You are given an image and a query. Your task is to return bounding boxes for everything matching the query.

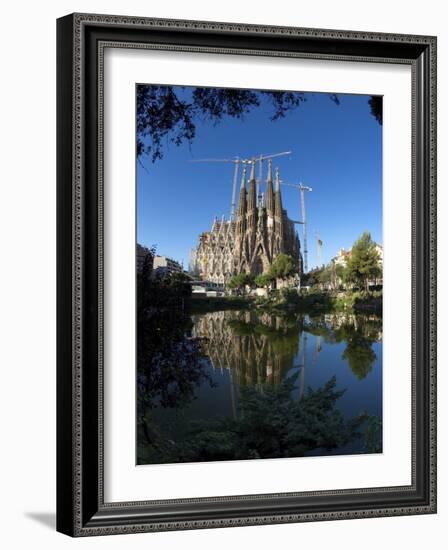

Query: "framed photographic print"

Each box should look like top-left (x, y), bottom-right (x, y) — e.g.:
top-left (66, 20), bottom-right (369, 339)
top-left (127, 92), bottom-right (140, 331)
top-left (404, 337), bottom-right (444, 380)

top-left (57, 13), bottom-right (437, 536)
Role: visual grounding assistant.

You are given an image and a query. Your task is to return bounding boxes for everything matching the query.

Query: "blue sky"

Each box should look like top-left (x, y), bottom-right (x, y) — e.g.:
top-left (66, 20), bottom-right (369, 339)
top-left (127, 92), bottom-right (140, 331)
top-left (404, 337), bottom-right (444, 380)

top-left (137, 87), bottom-right (382, 270)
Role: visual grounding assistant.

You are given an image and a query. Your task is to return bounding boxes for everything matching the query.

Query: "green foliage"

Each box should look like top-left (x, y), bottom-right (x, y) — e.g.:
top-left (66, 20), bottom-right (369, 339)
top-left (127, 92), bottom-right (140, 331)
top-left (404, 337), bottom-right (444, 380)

top-left (345, 232), bottom-right (382, 291)
top-left (137, 86), bottom-right (308, 161)
top-left (304, 313), bottom-right (381, 380)
top-left (368, 96), bottom-right (383, 125)
top-left (342, 340), bottom-right (377, 380)
top-left (227, 273), bottom-right (254, 293)
top-left (163, 271), bottom-right (192, 298)
top-left (137, 309), bottom-right (383, 464)
top-left (270, 253), bottom-right (297, 280)
top-left (141, 245), bottom-right (156, 280)
top-left (254, 272), bottom-right (274, 288)
top-left (363, 416), bottom-right (383, 453)
top-left (137, 261), bottom-right (214, 461)
top-left (301, 267), bottom-right (324, 287)
top-left (182, 375), bottom-right (368, 461)
top-left (138, 269), bottom-right (192, 310)
top-left (136, 307), bottom-right (215, 463)
top-left (137, 310), bottom-right (212, 410)
top-left (137, 85), bottom-right (380, 163)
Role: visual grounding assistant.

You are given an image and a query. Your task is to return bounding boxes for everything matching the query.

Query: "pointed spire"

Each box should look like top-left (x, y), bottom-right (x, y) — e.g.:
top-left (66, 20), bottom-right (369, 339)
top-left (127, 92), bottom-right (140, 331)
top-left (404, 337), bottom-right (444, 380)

top-left (257, 192), bottom-right (265, 232)
top-left (267, 158), bottom-right (273, 182)
top-left (219, 214), bottom-right (226, 234)
top-left (249, 158), bottom-right (256, 182)
top-left (265, 159), bottom-right (274, 215)
top-left (236, 163), bottom-right (247, 219)
top-left (240, 163), bottom-right (247, 189)
top-left (247, 158), bottom-right (257, 212)
top-left (275, 167), bottom-right (283, 222)
top-left (275, 167), bottom-right (280, 192)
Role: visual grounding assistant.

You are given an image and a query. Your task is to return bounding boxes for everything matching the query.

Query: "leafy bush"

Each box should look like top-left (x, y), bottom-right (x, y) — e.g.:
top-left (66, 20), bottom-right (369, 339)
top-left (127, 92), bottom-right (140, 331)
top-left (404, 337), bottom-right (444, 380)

top-left (182, 375), bottom-right (370, 461)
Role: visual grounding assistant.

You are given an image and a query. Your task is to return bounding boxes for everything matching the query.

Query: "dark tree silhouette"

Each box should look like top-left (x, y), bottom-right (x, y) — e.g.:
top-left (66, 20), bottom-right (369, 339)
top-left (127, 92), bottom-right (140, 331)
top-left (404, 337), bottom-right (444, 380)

top-left (137, 85), bottom-right (307, 161)
top-left (176, 375), bottom-right (369, 462)
top-left (368, 95), bottom-right (383, 125)
top-left (137, 85), bottom-right (382, 163)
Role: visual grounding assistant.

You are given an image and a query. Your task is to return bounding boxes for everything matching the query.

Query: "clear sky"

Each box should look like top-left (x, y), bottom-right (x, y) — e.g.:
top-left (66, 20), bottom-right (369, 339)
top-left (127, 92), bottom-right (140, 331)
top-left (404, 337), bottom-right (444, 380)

top-left (137, 87), bottom-right (382, 270)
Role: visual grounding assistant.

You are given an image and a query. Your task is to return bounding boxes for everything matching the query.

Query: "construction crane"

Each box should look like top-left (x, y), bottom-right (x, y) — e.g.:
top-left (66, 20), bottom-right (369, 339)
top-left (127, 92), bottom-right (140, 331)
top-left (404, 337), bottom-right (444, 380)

top-left (315, 231), bottom-right (323, 267)
top-left (189, 151), bottom-right (291, 221)
top-left (280, 181), bottom-right (312, 272)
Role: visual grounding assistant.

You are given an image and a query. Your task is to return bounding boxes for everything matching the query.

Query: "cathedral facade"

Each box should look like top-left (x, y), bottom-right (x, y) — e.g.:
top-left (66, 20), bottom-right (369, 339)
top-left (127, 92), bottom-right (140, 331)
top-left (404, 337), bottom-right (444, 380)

top-left (194, 159), bottom-right (302, 285)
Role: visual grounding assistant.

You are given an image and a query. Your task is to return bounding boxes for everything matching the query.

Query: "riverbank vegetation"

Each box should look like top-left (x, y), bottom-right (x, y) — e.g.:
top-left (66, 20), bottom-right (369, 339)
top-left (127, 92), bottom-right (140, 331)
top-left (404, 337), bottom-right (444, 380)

top-left (137, 232), bottom-right (382, 319)
top-left (137, 253), bottom-right (383, 464)
top-left (223, 231), bottom-right (383, 315)
top-left (138, 372), bottom-right (382, 464)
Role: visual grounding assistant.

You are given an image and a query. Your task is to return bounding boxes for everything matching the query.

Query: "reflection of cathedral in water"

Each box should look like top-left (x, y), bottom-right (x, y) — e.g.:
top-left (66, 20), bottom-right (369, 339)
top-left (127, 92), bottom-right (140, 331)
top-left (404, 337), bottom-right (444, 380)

top-left (191, 309), bottom-right (382, 418)
top-left (192, 310), bottom-right (301, 389)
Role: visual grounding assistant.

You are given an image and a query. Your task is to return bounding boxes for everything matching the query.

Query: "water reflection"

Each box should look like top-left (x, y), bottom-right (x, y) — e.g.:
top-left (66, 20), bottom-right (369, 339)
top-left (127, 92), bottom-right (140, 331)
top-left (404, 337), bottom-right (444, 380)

top-left (193, 310), bottom-right (382, 395)
top-left (193, 310), bottom-right (301, 388)
top-left (137, 309), bottom-right (382, 464)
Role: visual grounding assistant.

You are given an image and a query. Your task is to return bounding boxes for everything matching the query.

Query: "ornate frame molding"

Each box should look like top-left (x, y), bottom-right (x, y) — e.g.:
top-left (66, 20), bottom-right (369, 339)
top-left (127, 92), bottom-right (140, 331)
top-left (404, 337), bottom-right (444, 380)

top-left (57, 13), bottom-right (437, 537)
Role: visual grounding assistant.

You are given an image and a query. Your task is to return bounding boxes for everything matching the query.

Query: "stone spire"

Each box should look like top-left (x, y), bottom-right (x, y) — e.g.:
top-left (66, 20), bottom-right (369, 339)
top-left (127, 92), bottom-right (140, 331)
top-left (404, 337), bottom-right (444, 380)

top-left (274, 167), bottom-right (283, 219)
top-left (236, 163), bottom-right (247, 237)
top-left (265, 159), bottom-right (274, 216)
top-left (247, 158), bottom-right (257, 212)
top-left (257, 192), bottom-right (265, 232)
top-left (274, 167), bottom-right (284, 245)
top-left (219, 214), bottom-right (226, 234)
top-left (236, 164), bottom-right (247, 217)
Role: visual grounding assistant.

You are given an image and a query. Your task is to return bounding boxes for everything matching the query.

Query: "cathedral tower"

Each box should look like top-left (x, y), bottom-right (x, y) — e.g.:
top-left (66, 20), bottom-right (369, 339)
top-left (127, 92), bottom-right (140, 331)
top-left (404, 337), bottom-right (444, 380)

top-left (195, 162), bottom-right (302, 283)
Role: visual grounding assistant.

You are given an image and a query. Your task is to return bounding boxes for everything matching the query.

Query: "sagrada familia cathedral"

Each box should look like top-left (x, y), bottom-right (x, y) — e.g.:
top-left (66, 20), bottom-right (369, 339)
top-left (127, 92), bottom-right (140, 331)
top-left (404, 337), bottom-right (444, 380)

top-left (193, 159), bottom-right (303, 285)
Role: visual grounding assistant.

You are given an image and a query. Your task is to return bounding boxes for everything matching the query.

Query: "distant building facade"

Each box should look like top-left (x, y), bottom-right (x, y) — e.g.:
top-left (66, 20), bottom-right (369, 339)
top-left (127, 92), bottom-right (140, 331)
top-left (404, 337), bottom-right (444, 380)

top-left (152, 255), bottom-right (183, 278)
top-left (136, 243), bottom-right (153, 274)
top-left (333, 247), bottom-right (351, 268)
top-left (193, 160), bottom-right (302, 285)
top-left (374, 244), bottom-right (383, 266)
top-left (331, 243), bottom-right (383, 289)
top-left (333, 243), bottom-right (383, 268)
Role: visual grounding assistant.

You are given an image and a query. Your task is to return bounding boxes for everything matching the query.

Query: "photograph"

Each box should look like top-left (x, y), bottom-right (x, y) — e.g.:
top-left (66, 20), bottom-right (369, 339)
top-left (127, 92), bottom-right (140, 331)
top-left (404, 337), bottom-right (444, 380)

top-left (53, 7), bottom-right (437, 538)
top-left (136, 83), bottom-right (384, 465)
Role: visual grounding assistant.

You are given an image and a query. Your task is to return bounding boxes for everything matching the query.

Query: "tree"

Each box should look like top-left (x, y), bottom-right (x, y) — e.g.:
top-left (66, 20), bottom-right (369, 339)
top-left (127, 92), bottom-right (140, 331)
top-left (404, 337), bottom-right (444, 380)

top-left (227, 273), bottom-right (254, 295)
top-left (254, 272), bottom-right (274, 288)
top-left (270, 253), bottom-right (297, 280)
top-left (137, 86), bottom-right (307, 162)
top-left (318, 265), bottom-right (332, 289)
top-left (137, 86), bottom-right (381, 163)
top-left (368, 96), bottom-right (383, 125)
top-left (137, 307), bottom-right (215, 463)
top-left (317, 261), bottom-right (346, 291)
top-left (164, 271), bottom-right (192, 299)
top-left (182, 375), bottom-right (368, 462)
top-left (141, 245), bottom-right (156, 279)
top-left (301, 267), bottom-right (324, 288)
top-left (345, 232), bottom-right (381, 292)
top-left (342, 339), bottom-right (377, 380)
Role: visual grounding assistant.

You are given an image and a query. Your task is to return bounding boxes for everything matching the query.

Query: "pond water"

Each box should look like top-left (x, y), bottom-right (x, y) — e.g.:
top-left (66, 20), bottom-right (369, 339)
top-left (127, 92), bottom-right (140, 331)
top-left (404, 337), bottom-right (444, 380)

top-left (137, 308), bottom-right (382, 464)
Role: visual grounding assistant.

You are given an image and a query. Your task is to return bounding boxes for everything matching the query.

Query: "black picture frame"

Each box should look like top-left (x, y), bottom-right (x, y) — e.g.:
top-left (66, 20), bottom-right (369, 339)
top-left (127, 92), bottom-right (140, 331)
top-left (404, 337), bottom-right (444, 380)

top-left (57, 13), bottom-right (437, 537)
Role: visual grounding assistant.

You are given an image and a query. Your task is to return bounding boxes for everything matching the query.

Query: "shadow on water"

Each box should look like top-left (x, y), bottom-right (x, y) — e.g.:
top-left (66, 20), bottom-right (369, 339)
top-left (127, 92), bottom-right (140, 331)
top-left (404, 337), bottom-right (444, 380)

top-left (137, 308), bottom-right (382, 465)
